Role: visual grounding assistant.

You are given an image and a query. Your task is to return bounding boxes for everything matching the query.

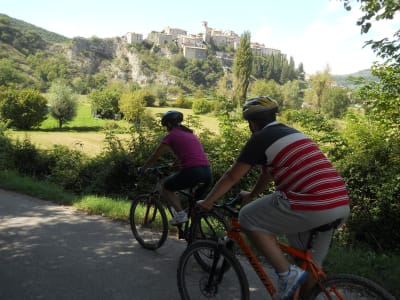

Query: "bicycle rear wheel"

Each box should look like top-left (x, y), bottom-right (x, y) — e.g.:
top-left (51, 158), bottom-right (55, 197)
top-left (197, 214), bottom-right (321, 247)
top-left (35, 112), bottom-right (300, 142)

top-left (308, 273), bottom-right (395, 300)
top-left (177, 240), bottom-right (249, 300)
top-left (129, 194), bottom-right (168, 250)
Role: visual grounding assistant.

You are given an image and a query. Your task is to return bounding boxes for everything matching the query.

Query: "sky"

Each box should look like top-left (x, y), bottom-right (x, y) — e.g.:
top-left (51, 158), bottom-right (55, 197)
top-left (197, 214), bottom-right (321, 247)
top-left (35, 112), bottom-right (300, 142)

top-left (1, 0), bottom-right (399, 75)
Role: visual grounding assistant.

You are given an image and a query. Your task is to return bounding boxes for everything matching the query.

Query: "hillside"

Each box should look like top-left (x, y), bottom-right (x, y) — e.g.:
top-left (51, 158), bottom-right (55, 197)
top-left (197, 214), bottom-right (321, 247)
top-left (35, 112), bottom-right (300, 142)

top-left (0, 13), bottom-right (372, 90)
top-left (333, 69), bottom-right (376, 88)
top-left (0, 13), bottom-right (69, 44)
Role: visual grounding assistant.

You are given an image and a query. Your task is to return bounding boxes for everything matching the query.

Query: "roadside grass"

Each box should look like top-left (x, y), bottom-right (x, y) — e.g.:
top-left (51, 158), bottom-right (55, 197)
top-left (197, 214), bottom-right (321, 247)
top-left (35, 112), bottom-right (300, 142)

top-left (325, 243), bottom-right (399, 297)
top-left (0, 169), bottom-right (398, 298)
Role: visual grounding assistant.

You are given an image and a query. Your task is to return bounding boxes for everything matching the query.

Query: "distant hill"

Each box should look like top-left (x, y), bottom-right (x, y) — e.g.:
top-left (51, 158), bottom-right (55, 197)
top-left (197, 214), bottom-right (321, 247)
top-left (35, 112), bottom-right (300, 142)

top-left (0, 13), bottom-right (69, 44)
top-left (333, 69), bottom-right (377, 88)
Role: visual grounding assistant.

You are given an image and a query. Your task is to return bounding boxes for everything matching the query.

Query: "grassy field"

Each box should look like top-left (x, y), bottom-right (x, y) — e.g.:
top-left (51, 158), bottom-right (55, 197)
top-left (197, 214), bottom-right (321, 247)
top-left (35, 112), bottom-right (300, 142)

top-left (6, 100), bottom-right (219, 157)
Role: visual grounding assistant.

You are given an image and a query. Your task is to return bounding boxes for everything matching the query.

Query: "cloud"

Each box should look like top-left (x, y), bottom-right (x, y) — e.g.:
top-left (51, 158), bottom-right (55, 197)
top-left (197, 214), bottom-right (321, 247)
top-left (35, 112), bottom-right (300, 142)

top-left (274, 5), bottom-right (378, 74)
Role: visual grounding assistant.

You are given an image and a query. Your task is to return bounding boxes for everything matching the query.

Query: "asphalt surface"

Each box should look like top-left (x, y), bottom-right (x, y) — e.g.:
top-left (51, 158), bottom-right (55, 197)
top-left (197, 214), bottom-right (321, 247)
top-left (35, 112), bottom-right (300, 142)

top-left (0, 188), bottom-right (273, 300)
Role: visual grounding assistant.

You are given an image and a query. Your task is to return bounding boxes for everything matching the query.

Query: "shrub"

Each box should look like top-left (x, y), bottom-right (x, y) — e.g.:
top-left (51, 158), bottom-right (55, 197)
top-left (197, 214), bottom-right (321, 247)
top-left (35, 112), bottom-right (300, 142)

top-left (47, 145), bottom-right (87, 192)
top-left (0, 88), bottom-right (48, 129)
top-left (192, 98), bottom-right (213, 114)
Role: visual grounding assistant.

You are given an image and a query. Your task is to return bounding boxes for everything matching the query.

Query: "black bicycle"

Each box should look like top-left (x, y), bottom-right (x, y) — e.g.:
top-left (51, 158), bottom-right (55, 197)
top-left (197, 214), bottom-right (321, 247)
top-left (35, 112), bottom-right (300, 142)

top-left (129, 165), bottom-right (228, 250)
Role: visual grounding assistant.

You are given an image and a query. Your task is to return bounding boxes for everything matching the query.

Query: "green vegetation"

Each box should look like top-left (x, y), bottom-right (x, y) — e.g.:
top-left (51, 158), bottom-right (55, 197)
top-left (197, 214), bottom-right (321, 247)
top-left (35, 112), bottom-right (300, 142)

top-left (0, 7), bottom-right (399, 298)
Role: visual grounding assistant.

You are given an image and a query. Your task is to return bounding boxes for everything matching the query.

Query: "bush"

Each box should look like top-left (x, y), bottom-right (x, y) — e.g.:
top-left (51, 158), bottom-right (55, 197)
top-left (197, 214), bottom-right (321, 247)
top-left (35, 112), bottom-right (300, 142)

top-left (47, 145), bottom-right (87, 192)
top-left (0, 88), bottom-right (48, 129)
top-left (192, 98), bottom-right (213, 114)
top-left (337, 112), bottom-right (400, 251)
top-left (13, 138), bottom-right (52, 177)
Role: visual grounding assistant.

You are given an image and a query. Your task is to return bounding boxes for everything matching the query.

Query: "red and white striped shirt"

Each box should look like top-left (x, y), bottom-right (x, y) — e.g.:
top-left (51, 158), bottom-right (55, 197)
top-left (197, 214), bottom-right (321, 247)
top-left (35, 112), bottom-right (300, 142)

top-left (237, 122), bottom-right (350, 210)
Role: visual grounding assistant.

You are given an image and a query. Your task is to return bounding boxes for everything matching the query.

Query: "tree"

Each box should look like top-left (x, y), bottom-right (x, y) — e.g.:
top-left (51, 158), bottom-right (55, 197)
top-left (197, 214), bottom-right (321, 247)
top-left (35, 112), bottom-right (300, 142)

top-left (88, 87), bottom-right (121, 119)
top-left (343, 0), bottom-right (400, 66)
top-left (0, 88), bottom-right (48, 129)
top-left (48, 81), bottom-right (78, 128)
top-left (281, 80), bottom-right (303, 110)
top-left (232, 31), bottom-right (253, 106)
top-left (306, 67), bottom-right (333, 112)
top-left (321, 86), bottom-right (351, 118)
top-left (119, 90), bottom-right (147, 122)
top-left (248, 80), bottom-right (283, 106)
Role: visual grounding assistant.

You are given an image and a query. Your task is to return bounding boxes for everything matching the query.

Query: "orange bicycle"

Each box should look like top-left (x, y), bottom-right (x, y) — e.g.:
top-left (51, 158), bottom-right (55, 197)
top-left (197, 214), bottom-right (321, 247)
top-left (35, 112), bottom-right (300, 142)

top-left (177, 197), bottom-right (395, 299)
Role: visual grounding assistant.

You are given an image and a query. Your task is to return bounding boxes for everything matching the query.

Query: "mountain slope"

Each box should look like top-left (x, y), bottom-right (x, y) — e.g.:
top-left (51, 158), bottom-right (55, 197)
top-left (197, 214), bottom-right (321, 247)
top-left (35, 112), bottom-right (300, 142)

top-left (0, 13), bottom-right (69, 44)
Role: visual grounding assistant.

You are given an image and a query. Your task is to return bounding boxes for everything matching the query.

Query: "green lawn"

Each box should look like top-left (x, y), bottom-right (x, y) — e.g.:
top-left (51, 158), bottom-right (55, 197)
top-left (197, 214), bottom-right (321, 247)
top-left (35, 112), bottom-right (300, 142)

top-left (6, 101), bottom-right (220, 157)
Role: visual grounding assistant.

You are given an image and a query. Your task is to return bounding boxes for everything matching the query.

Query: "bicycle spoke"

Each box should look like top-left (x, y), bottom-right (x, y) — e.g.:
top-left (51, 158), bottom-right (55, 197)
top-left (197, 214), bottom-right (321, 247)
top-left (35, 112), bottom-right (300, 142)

top-left (310, 274), bottom-right (395, 300)
top-left (130, 195), bottom-right (168, 250)
top-left (177, 240), bottom-right (249, 300)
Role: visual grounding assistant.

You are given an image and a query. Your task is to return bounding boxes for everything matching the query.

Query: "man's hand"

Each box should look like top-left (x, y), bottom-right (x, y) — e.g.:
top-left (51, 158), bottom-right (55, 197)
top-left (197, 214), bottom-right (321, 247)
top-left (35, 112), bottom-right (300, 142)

top-left (137, 167), bottom-right (148, 175)
top-left (196, 199), bottom-right (213, 211)
top-left (238, 191), bottom-right (253, 204)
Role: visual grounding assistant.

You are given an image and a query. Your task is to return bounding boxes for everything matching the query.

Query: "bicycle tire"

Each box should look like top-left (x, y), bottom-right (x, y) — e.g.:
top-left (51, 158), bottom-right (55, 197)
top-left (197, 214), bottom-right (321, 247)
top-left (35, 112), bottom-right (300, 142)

top-left (307, 273), bottom-right (396, 300)
top-left (189, 211), bottom-right (231, 272)
top-left (129, 194), bottom-right (168, 250)
top-left (189, 210), bottom-right (229, 243)
top-left (177, 240), bottom-right (250, 300)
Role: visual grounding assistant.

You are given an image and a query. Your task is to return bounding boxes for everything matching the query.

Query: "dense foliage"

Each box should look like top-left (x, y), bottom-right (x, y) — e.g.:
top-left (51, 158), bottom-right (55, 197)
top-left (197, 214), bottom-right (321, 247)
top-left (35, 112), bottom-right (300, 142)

top-left (0, 88), bottom-right (47, 129)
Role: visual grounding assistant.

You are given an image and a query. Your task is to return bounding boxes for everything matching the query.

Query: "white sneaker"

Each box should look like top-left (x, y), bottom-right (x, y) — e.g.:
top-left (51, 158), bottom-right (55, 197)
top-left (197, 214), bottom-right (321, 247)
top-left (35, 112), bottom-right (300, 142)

top-left (275, 265), bottom-right (308, 300)
top-left (170, 211), bottom-right (188, 225)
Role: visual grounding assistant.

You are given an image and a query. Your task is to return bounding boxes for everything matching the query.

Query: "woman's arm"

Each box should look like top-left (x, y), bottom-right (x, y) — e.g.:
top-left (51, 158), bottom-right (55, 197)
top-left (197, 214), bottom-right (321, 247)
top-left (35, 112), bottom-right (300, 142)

top-left (143, 143), bottom-right (170, 169)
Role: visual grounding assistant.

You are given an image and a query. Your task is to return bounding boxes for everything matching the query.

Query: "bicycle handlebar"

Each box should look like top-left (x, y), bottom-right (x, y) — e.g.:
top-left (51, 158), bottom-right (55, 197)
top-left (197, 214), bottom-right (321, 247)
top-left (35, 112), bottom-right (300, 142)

top-left (213, 196), bottom-right (242, 218)
top-left (137, 164), bottom-right (172, 176)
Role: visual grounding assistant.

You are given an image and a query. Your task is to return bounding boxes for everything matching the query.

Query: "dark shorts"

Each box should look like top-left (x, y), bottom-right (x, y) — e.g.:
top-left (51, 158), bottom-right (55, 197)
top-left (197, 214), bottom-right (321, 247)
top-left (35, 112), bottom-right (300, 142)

top-left (163, 166), bottom-right (213, 199)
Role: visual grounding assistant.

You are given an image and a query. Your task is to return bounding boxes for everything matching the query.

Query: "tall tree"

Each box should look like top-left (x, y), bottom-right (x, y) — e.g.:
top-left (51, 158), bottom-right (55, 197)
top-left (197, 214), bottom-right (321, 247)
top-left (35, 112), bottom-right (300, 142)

top-left (307, 67), bottom-right (333, 112)
top-left (48, 81), bottom-right (77, 128)
top-left (232, 31), bottom-right (253, 106)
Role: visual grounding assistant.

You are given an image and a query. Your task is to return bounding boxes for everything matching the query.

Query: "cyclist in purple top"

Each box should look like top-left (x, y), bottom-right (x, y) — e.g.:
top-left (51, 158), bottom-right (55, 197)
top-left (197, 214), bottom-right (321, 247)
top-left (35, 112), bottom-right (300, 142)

top-left (141, 110), bottom-right (212, 225)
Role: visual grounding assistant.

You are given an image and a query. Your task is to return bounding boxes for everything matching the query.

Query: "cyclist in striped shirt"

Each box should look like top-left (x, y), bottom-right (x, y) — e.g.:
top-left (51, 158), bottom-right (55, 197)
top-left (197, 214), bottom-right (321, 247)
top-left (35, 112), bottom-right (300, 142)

top-left (197, 96), bottom-right (350, 300)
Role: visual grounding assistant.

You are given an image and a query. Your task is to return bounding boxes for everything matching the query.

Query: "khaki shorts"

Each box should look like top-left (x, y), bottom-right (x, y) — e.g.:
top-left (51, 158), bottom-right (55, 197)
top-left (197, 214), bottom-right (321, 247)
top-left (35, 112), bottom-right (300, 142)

top-left (239, 192), bottom-right (350, 266)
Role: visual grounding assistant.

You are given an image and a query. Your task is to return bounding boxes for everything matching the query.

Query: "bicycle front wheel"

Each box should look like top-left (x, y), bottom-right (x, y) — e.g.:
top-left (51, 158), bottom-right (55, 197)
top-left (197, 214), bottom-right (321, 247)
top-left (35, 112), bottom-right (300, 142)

top-left (189, 210), bottom-right (229, 243)
top-left (177, 240), bottom-right (249, 300)
top-left (308, 273), bottom-right (395, 300)
top-left (129, 194), bottom-right (168, 250)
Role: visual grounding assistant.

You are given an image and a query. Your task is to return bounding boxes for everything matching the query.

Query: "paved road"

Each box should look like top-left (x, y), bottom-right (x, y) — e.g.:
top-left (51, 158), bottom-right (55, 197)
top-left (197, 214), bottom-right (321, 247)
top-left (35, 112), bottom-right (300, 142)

top-left (0, 188), bottom-right (272, 300)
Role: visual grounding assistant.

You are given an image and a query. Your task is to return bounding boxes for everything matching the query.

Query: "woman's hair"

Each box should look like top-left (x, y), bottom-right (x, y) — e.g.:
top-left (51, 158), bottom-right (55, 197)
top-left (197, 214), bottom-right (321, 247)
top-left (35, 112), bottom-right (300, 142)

top-left (177, 124), bottom-right (193, 133)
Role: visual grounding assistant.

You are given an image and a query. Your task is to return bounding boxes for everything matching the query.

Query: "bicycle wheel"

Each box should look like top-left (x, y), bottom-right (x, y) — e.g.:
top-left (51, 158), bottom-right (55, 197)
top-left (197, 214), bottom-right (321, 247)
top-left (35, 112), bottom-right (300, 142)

top-left (189, 210), bottom-right (229, 243)
top-left (189, 211), bottom-right (231, 272)
top-left (129, 194), bottom-right (168, 250)
top-left (177, 240), bottom-right (249, 300)
top-left (308, 273), bottom-right (395, 300)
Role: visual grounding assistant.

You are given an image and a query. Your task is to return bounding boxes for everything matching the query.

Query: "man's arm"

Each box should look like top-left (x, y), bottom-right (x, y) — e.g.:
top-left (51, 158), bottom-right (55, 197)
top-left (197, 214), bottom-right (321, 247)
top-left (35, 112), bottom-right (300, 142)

top-left (197, 161), bottom-right (252, 210)
top-left (240, 169), bottom-right (272, 202)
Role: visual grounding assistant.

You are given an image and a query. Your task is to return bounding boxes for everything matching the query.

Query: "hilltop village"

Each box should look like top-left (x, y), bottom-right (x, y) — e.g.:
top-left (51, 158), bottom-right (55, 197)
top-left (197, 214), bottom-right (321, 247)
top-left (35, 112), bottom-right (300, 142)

top-left (124, 21), bottom-right (281, 62)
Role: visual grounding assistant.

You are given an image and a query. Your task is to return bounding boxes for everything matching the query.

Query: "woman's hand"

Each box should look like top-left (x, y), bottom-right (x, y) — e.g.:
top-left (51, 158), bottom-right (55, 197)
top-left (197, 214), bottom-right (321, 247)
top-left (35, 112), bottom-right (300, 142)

top-left (196, 199), bottom-right (214, 211)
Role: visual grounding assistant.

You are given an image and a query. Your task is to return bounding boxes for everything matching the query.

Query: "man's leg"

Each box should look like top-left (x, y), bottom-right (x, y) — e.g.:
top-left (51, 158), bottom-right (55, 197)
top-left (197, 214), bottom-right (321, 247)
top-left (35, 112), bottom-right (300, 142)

top-left (243, 229), bottom-right (290, 273)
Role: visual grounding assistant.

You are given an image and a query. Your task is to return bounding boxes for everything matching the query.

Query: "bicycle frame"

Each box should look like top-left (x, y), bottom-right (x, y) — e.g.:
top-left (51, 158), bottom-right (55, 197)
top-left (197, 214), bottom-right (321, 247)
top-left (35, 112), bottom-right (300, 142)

top-left (147, 168), bottom-right (198, 239)
top-left (225, 217), bottom-right (332, 299)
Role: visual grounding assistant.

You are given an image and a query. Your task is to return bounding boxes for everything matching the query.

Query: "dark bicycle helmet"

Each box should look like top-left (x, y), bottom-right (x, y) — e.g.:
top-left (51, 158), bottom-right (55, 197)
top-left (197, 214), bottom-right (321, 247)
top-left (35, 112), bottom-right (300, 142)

top-left (161, 110), bottom-right (183, 126)
top-left (242, 96), bottom-right (279, 121)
